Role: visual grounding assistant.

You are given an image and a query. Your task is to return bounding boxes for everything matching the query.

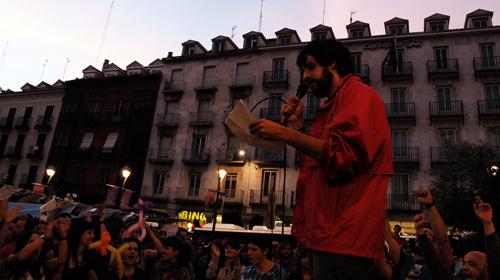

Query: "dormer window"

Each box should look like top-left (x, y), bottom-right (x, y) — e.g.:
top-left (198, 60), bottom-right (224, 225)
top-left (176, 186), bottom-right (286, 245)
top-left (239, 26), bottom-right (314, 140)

top-left (183, 46), bottom-right (195, 56)
top-left (213, 41), bottom-right (225, 52)
top-left (313, 32), bottom-right (327, 41)
top-left (389, 25), bottom-right (404, 35)
top-left (279, 35), bottom-right (291, 45)
top-left (351, 29), bottom-right (364, 38)
top-left (246, 37), bottom-right (258, 49)
top-left (430, 22), bottom-right (445, 32)
top-left (473, 18), bottom-right (488, 28)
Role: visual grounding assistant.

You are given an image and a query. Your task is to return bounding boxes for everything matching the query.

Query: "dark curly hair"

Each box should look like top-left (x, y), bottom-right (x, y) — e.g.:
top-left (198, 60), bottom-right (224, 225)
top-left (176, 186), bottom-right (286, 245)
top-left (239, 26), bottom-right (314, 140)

top-left (296, 39), bottom-right (353, 77)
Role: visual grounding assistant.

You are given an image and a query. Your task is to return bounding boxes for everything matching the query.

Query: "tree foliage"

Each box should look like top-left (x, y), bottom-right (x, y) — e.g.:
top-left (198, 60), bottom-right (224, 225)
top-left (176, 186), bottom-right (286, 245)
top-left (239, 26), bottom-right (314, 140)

top-left (431, 142), bottom-right (500, 232)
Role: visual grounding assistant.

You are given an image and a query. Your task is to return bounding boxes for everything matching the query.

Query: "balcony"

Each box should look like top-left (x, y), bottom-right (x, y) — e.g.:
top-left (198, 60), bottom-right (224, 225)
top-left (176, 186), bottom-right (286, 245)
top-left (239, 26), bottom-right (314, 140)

top-left (0, 117), bottom-right (13, 130)
top-left (393, 147), bottom-right (419, 170)
top-left (14, 116), bottom-right (31, 130)
top-left (478, 100), bottom-right (500, 121)
top-left (223, 189), bottom-right (245, 204)
top-left (83, 112), bottom-right (102, 125)
top-left (156, 113), bottom-right (180, 127)
top-left (194, 77), bottom-right (217, 96)
top-left (106, 113), bottom-right (125, 124)
top-left (382, 62), bottom-right (413, 83)
top-left (229, 74), bottom-right (254, 90)
top-left (263, 70), bottom-right (289, 88)
top-left (254, 148), bottom-right (285, 167)
top-left (175, 186), bottom-right (205, 203)
top-left (182, 148), bottom-right (210, 165)
top-left (384, 103), bottom-right (416, 124)
top-left (354, 64), bottom-right (370, 84)
top-left (249, 190), bottom-right (285, 206)
top-left (429, 101), bottom-right (464, 123)
top-left (148, 148), bottom-right (174, 164)
top-left (426, 59), bottom-right (459, 81)
top-left (163, 80), bottom-right (185, 101)
top-left (215, 148), bottom-right (246, 166)
top-left (473, 56), bottom-right (500, 79)
top-left (430, 146), bottom-right (451, 166)
top-left (259, 108), bottom-right (281, 122)
top-left (26, 145), bottom-right (44, 160)
top-left (387, 193), bottom-right (420, 211)
top-left (304, 106), bottom-right (319, 122)
top-left (189, 111), bottom-right (214, 126)
top-left (5, 146), bottom-right (22, 158)
top-left (34, 115), bottom-right (52, 130)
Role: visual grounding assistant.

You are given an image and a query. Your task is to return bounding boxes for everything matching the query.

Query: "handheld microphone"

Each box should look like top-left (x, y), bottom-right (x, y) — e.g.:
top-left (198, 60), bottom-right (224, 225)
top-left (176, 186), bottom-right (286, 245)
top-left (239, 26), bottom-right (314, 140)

top-left (281, 83), bottom-right (310, 124)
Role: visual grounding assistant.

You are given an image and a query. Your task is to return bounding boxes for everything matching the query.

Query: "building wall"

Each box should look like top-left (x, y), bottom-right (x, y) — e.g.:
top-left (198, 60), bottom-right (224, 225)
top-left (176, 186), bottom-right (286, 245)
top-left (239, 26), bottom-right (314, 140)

top-left (0, 85), bottom-right (64, 187)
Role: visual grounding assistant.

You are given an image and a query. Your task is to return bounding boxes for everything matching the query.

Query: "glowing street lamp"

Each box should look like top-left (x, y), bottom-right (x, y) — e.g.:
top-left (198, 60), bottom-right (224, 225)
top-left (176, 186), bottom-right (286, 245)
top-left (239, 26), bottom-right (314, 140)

top-left (238, 149), bottom-right (246, 157)
top-left (212, 168), bottom-right (227, 232)
top-left (121, 166), bottom-right (131, 187)
top-left (46, 167), bottom-right (56, 185)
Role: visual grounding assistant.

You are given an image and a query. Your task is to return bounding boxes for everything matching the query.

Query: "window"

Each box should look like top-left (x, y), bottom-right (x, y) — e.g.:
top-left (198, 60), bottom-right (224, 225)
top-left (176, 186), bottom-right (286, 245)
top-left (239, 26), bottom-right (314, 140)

top-left (430, 22), bottom-right (444, 32)
top-left (6, 165), bottom-right (17, 185)
top-left (391, 88), bottom-right (407, 113)
top-left (246, 37), bottom-right (258, 49)
top-left (89, 101), bottom-right (100, 113)
top-left (480, 43), bottom-right (496, 67)
top-left (351, 53), bottom-right (362, 74)
top-left (54, 130), bottom-right (70, 147)
top-left (79, 132), bottom-right (95, 151)
top-left (487, 127), bottom-right (500, 147)
top-left (224, 173), bottom-right (237, 198)
top-left (0, 134), bottom-right (8, 155)
top-left (389, 25), bottom-right (404, 35)
top-left (391, 173), bottom-right (410, 197)
top-left (35, 133), bottom-right (47, 152)
top-left (23, 107), bottom-right (33, 125)
top-left (268, 93), bottom-right (282, 120)
top-left (313, 32), bottom-right (327, 41)
top-left (438, 128), bottom-right (456, 145)
top-left (43, 105), bottom-right (54, 123)
top-left (226, 135), bottom-right (241, 158)
top-left (235, 63), bottom-right (250, 84)
top-left (153, 172), bottom-right (167, 194)
top-left (351, 29), bottom-right (364, 38)
top-left (473, 18), bottom-right (488, 28)
top-left (278, 35), bottom-right (291, 45)
top-left (113, 100), bottom-right (124, 118)
top-left (261, 170), bottom-right (277, 196)
top-left (27, 166), bottom-right (38, 186)
top-left (191, 133), bottom-right (206, 157)
top-left (433, 47), bottom-right (449, 70)
top-left (183, 46), bottom-right (195, 55)
top-left (272, 58), bottom-right (285, 80)
top-left (170, 69), bottom-right (183, 89)
top-left (102, 132), bottom-right (118, 153)
top-left (197, 99), bottom-right (211, 113)
top-left (14, 134), bottom-right (25, 154)
top-left (437, 86), bottom-right (453, 112)
top-left (76, 167), bottom-right (86, 185)
top-left (188, 173), bottom-right (201, 196)
top-left (98, 168), bottom-right (110, 186)
top-left (213, 41), bottom-right (225, 52)
top-left (202, 66), bottom-right (216, 87)
top-left (392, 129), bottom-right (408, 159)
top-left (396, 49), bottom-right (405, 68)
top-left (485, 84), bottom-right (500, 110)
top-left (6, 108), bottom-right (16, 126)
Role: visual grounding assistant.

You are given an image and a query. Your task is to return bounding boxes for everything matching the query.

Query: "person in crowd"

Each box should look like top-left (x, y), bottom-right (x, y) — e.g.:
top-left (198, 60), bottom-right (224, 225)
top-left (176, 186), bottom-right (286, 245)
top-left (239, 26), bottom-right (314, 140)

top-left (392, 225), bottom-right (403, 245)
top-left (149, 233), bottom-right (192, 280)
top-left (63, 219), bottom-right (99, 280)
top-left (273, 241), bottom-right (296, 279)
top-left (241, 237), bottom-right (286, 280)
top-left (206, 239), bottom-right (241, 280)
top-left (193, 242), bottom-right (209, 280)
top-left (249, 38), bottom-right (393, 280)
top-left (109, 237), bottom-right (145, 280)
top-left (0, 214), bottom-right (35, 260)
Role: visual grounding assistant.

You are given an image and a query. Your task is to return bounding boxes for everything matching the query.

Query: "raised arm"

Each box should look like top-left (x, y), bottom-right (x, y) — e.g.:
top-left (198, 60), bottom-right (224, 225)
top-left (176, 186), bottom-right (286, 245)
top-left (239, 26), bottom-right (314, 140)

top-left (384, 220), bottom-right (401, 266)
top-left (473, 196), bottom-right (500, 280)
top-left (416, 188), bottom-right (453, 268)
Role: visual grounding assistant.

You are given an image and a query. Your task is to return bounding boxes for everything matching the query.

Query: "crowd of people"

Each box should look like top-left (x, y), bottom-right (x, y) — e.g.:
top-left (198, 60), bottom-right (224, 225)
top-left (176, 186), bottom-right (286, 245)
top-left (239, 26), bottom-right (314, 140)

top-left (0, 187), bottom-right (497, 279)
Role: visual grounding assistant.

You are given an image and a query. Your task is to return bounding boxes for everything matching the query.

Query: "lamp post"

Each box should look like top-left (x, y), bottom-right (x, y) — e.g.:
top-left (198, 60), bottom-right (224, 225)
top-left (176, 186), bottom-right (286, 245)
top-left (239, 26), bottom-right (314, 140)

top-left (46, 167), bottom-right (56, 185)
top-left (121, 166), bottom-right (131, 187)
top-left (212, 168), bottom-right (227, 232)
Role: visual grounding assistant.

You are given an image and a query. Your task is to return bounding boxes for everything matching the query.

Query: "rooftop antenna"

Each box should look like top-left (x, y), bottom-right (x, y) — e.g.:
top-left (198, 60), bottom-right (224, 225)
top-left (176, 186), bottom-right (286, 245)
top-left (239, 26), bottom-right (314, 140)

top-left (0, 41), bottom-right (8, 75)
top-left (231, 25), bottom-right (237, 39)
top-left (322, 0), bottom-right (326, 25)
top-left (62, 58), bottom-right (71, 80)
top-left (96, 0), bottom-right (114, 66)
top-left (40, 59), bottom-right (48, 81)
top-left (350, 10), bottom-right (357, 24)
top-left (258, 0), bottom-right (264, 32)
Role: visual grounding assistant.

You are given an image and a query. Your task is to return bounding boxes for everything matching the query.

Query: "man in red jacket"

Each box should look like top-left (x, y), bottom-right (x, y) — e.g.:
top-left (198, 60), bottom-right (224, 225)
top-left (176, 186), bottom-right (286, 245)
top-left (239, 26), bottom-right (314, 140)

top-left (250, 39), bottom-right (393, 279)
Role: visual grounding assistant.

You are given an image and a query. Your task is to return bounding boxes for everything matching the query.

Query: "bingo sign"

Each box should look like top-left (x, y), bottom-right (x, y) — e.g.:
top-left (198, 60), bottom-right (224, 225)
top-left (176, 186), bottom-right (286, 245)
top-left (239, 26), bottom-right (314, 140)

top-left (178, 210), bottom-right (208, 228)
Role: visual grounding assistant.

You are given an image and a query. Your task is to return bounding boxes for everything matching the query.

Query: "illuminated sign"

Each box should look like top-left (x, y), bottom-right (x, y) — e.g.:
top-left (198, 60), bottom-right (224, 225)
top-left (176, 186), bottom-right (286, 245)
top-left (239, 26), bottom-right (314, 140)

top-left (363, 39), bottom-right (422, 50)
top-left (178, 210), bottom-right (208, 227)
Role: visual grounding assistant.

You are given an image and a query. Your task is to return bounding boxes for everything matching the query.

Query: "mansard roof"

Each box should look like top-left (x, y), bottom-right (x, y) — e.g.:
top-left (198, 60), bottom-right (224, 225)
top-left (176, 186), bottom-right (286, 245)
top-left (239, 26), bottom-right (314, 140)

top-left (385, 17), bottom-right (409, 25)
top-left (309, 24), bottom-right (333, 32)
top-left (424, 13), bottom-right (450, 21)
top-left (466, 9), bottom-right (493, 17)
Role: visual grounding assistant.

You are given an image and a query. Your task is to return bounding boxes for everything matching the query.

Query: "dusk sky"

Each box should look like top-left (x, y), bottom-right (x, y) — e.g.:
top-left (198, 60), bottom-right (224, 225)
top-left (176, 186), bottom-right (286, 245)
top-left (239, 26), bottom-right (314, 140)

top-left (0, 0), bottom-right (498, 91)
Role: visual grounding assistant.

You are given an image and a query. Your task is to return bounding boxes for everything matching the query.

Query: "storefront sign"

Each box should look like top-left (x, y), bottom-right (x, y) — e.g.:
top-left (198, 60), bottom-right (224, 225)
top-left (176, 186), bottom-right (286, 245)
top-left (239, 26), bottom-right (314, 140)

top-left (363, 39), bottom-right (422, 50)
top-left (178, 210), bottom-right (208, 227)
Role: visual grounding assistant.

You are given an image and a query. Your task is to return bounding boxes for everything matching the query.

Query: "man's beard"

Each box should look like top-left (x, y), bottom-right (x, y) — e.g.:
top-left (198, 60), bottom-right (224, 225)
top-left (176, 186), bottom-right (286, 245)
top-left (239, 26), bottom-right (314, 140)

top-left (308, 68), bottom-right (333, 98)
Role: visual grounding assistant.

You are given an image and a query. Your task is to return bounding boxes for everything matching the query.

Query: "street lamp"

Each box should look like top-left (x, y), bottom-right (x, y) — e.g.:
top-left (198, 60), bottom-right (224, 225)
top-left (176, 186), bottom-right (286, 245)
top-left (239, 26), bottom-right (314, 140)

top-left (46, 167), bottom-right (56, 185)
top-left (238, 149), bottom-right (246, 157)
top-left (121, 166), bottom-right (131, 187)
top-left (212, 168), bottom-right (227, 232)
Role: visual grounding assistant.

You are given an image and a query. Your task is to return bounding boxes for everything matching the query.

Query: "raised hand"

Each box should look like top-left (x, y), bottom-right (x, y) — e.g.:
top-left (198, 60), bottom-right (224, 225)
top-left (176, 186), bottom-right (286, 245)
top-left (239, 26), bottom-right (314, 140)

top-left (210, 242), bottom-right (220, 258)
top-left (281, 96), bottom-right (304, 126)
top-left (414, 213), bottom-right (426, 235)
top-left (415, 187), bottom-right (433, 205)
top-left (473, 196), bottom-right (493, 224)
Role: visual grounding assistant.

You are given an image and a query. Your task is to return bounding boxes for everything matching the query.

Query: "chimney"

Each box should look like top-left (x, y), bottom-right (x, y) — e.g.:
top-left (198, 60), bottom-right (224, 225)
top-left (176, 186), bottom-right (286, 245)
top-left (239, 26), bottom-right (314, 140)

top-left (102, 59), bottom-right (110, 71)
top-left (167, 52), bottom-right (173, 58)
